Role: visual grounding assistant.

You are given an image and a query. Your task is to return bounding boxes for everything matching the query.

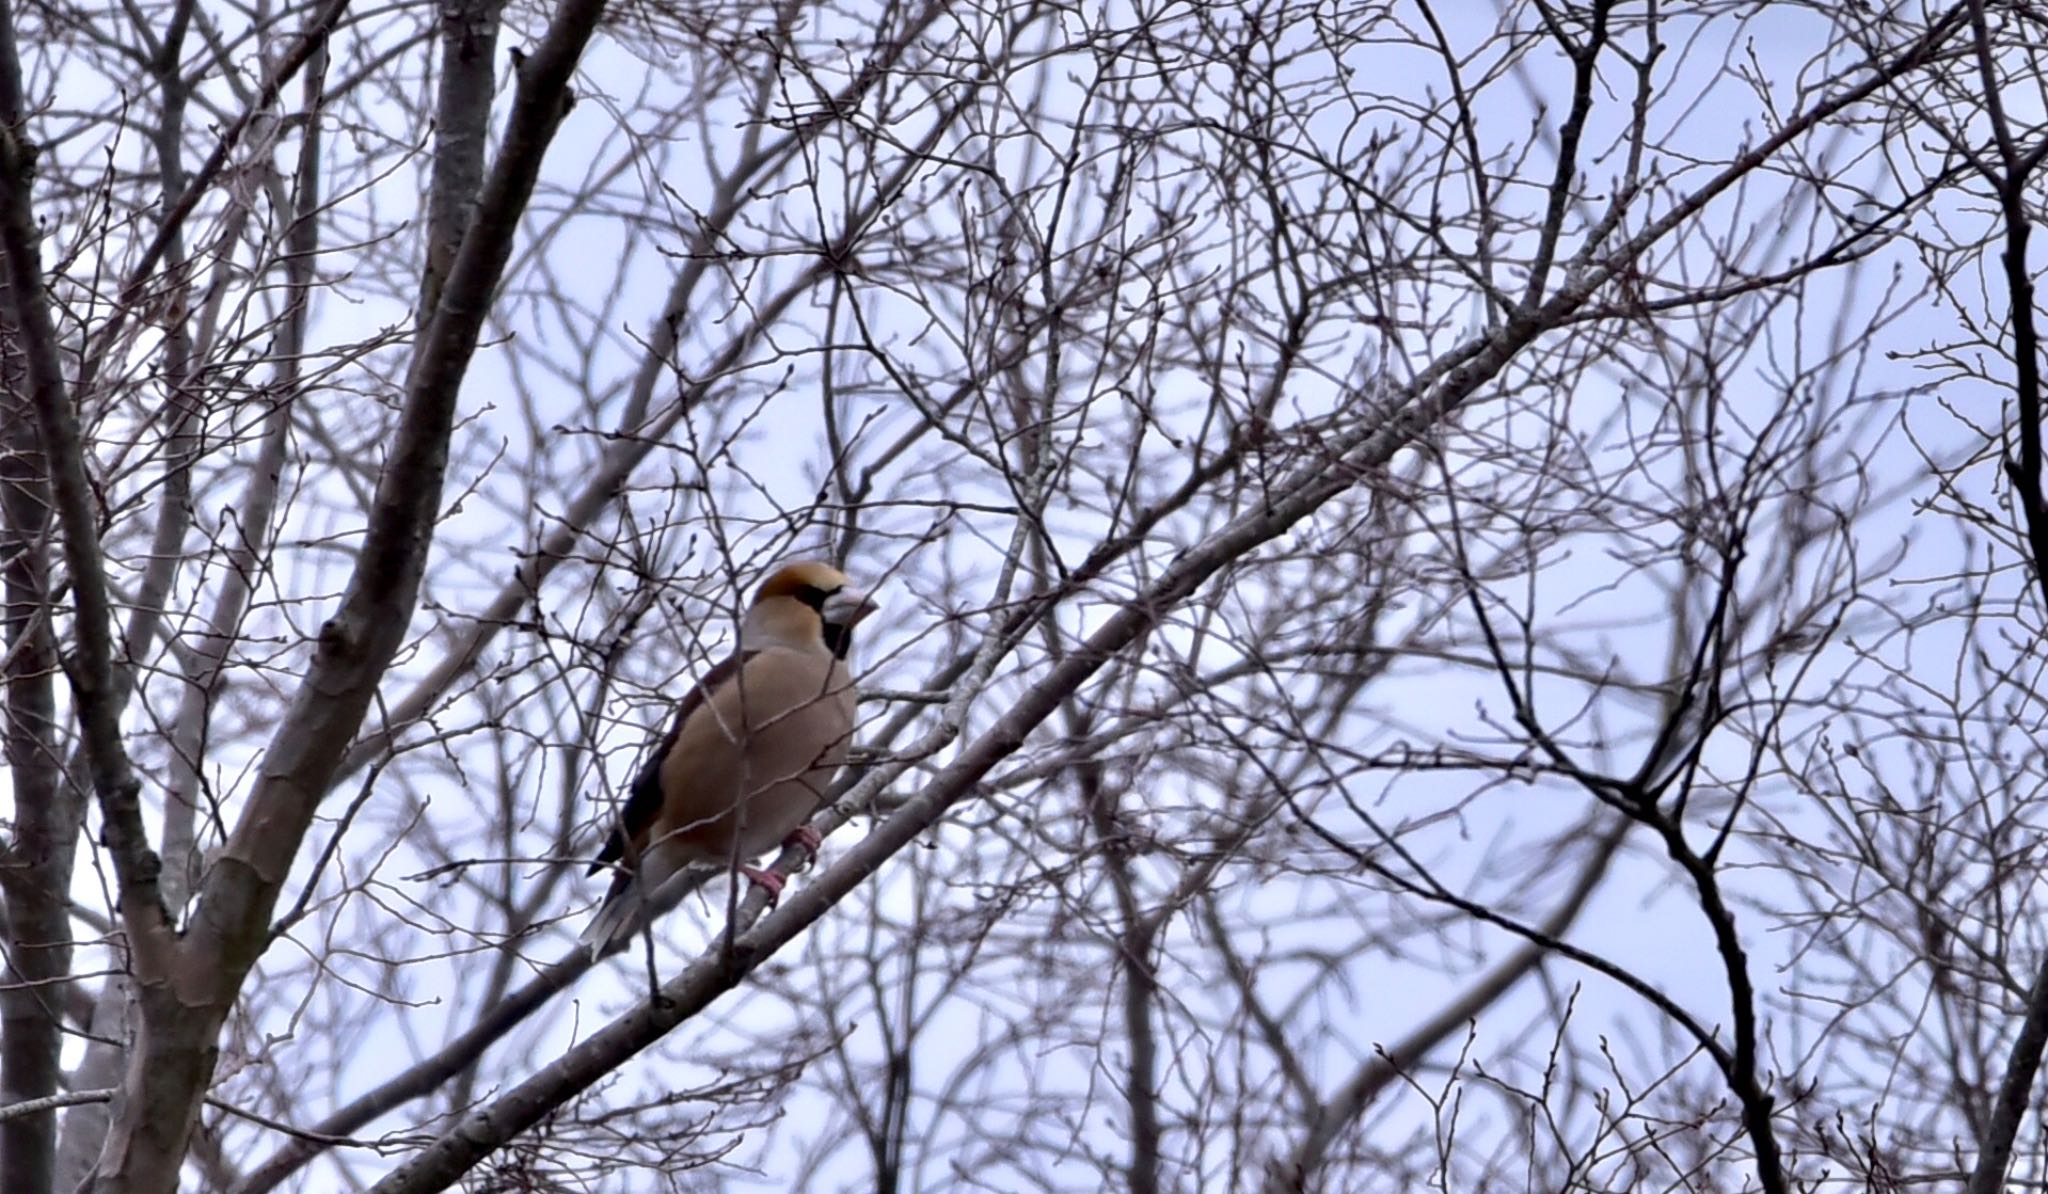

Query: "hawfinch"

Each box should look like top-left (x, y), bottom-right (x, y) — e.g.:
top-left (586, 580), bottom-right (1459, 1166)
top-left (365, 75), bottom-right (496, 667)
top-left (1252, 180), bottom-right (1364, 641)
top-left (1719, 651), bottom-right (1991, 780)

top-left (580, 560), bottom-right (878, 954)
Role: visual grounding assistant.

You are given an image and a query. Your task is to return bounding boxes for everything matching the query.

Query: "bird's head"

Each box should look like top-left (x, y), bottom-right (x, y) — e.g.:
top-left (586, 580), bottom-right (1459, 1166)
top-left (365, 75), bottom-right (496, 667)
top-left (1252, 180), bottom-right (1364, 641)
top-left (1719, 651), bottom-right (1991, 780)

top-left (743, 559), bottom-right (879, 657)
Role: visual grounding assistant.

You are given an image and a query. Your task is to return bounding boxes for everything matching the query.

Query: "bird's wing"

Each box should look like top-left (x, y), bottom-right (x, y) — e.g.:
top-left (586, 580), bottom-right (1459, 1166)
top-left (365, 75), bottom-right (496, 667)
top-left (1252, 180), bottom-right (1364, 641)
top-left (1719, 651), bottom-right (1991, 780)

top-left (587, 648), bottom-right (751, 875)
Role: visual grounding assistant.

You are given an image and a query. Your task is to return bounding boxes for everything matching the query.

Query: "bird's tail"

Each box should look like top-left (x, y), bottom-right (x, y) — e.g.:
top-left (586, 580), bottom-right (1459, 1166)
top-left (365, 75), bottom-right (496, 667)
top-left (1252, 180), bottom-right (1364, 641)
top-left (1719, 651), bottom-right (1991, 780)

top-left (579, 872), bottom-right (638, 959)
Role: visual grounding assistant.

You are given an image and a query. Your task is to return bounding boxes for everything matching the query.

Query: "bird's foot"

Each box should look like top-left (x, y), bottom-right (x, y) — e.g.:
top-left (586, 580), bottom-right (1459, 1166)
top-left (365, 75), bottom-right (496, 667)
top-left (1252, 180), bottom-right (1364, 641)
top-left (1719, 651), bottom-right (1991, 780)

top-left (740, 865), bottom-right (786, 902)
top-left (783, 825), bottom-right (823, 861)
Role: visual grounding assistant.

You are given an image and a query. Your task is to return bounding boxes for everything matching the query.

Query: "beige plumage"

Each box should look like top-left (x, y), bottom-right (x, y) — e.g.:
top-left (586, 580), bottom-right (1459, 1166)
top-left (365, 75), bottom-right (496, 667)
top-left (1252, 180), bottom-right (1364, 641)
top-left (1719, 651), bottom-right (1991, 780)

top-left (581, 560), bottom-right (877, 954)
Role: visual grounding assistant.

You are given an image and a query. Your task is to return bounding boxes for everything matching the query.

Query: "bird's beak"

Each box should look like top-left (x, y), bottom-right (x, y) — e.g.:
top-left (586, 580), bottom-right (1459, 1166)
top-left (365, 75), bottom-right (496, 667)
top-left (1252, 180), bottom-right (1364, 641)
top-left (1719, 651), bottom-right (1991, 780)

top-left (824, 586), bottom-right (880, 624)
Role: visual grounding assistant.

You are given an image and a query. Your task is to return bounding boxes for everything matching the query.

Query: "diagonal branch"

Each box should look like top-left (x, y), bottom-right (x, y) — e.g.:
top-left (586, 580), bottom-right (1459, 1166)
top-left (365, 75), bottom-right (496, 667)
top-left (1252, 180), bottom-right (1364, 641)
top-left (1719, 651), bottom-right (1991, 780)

top-left (361, 222), bottom-right (1625, 1193)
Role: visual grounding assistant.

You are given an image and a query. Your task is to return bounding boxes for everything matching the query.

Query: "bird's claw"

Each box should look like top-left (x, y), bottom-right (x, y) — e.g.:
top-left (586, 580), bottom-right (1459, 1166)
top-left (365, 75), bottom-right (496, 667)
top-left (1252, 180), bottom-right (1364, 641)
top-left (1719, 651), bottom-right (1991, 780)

top-left (783, 825), bottom-right (823, 860)
top-left (740, 865), bottom-right (786, 901)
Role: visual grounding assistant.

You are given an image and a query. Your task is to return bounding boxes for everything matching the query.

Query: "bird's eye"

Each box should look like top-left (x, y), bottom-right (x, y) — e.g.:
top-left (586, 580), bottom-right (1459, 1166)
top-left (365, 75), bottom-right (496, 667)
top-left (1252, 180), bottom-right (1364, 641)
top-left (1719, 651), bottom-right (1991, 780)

top-left (794, 584), bottom-right (833, 611)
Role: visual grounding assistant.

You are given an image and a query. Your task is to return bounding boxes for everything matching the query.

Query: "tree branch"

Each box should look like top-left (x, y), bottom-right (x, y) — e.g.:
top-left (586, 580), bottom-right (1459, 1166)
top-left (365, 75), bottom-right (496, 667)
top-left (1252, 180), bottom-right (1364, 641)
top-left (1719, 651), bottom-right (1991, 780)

top-left (1261, 816), bottom-right (1628, 1193)
top-left (0, 0), bottom-right (170, 968)
top-left (84, 0), bottom-right (606, 1183)
top-left (1966, 1), bottom-right (2048, 1188)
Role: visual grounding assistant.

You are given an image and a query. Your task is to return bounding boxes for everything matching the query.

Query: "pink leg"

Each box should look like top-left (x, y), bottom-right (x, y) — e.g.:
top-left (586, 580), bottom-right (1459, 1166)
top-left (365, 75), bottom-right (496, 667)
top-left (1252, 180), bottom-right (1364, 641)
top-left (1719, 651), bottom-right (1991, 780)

top-left (740, 865), bottom-right (786, 901)
top-left (783, 825), bottom-right (822, 860)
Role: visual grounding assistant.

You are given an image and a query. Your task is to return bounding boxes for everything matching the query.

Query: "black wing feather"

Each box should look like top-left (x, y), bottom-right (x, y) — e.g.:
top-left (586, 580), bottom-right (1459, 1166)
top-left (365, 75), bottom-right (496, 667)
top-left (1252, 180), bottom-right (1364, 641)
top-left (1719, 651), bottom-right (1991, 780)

top-left (587, 649), bottom-right (749, 874)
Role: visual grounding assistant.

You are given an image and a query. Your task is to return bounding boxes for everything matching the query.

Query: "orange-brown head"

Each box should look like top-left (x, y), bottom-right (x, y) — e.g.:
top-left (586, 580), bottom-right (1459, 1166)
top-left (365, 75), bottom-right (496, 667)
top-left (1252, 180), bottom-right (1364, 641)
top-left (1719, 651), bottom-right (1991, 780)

top-left (742, 560), bottom-right (879, 657)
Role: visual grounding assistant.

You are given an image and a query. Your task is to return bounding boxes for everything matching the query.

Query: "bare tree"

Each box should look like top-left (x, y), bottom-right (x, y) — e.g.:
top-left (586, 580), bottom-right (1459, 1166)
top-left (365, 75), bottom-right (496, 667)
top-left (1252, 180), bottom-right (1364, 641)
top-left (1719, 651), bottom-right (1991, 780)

top-left (6, 0), bottom-right (2048, 1191)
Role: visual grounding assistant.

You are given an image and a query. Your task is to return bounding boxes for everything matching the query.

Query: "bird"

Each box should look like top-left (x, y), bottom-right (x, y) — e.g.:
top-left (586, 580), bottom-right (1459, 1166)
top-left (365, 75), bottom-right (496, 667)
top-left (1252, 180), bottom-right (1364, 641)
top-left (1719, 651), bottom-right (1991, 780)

top-left (580, 559), bottom-right (878, 955)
